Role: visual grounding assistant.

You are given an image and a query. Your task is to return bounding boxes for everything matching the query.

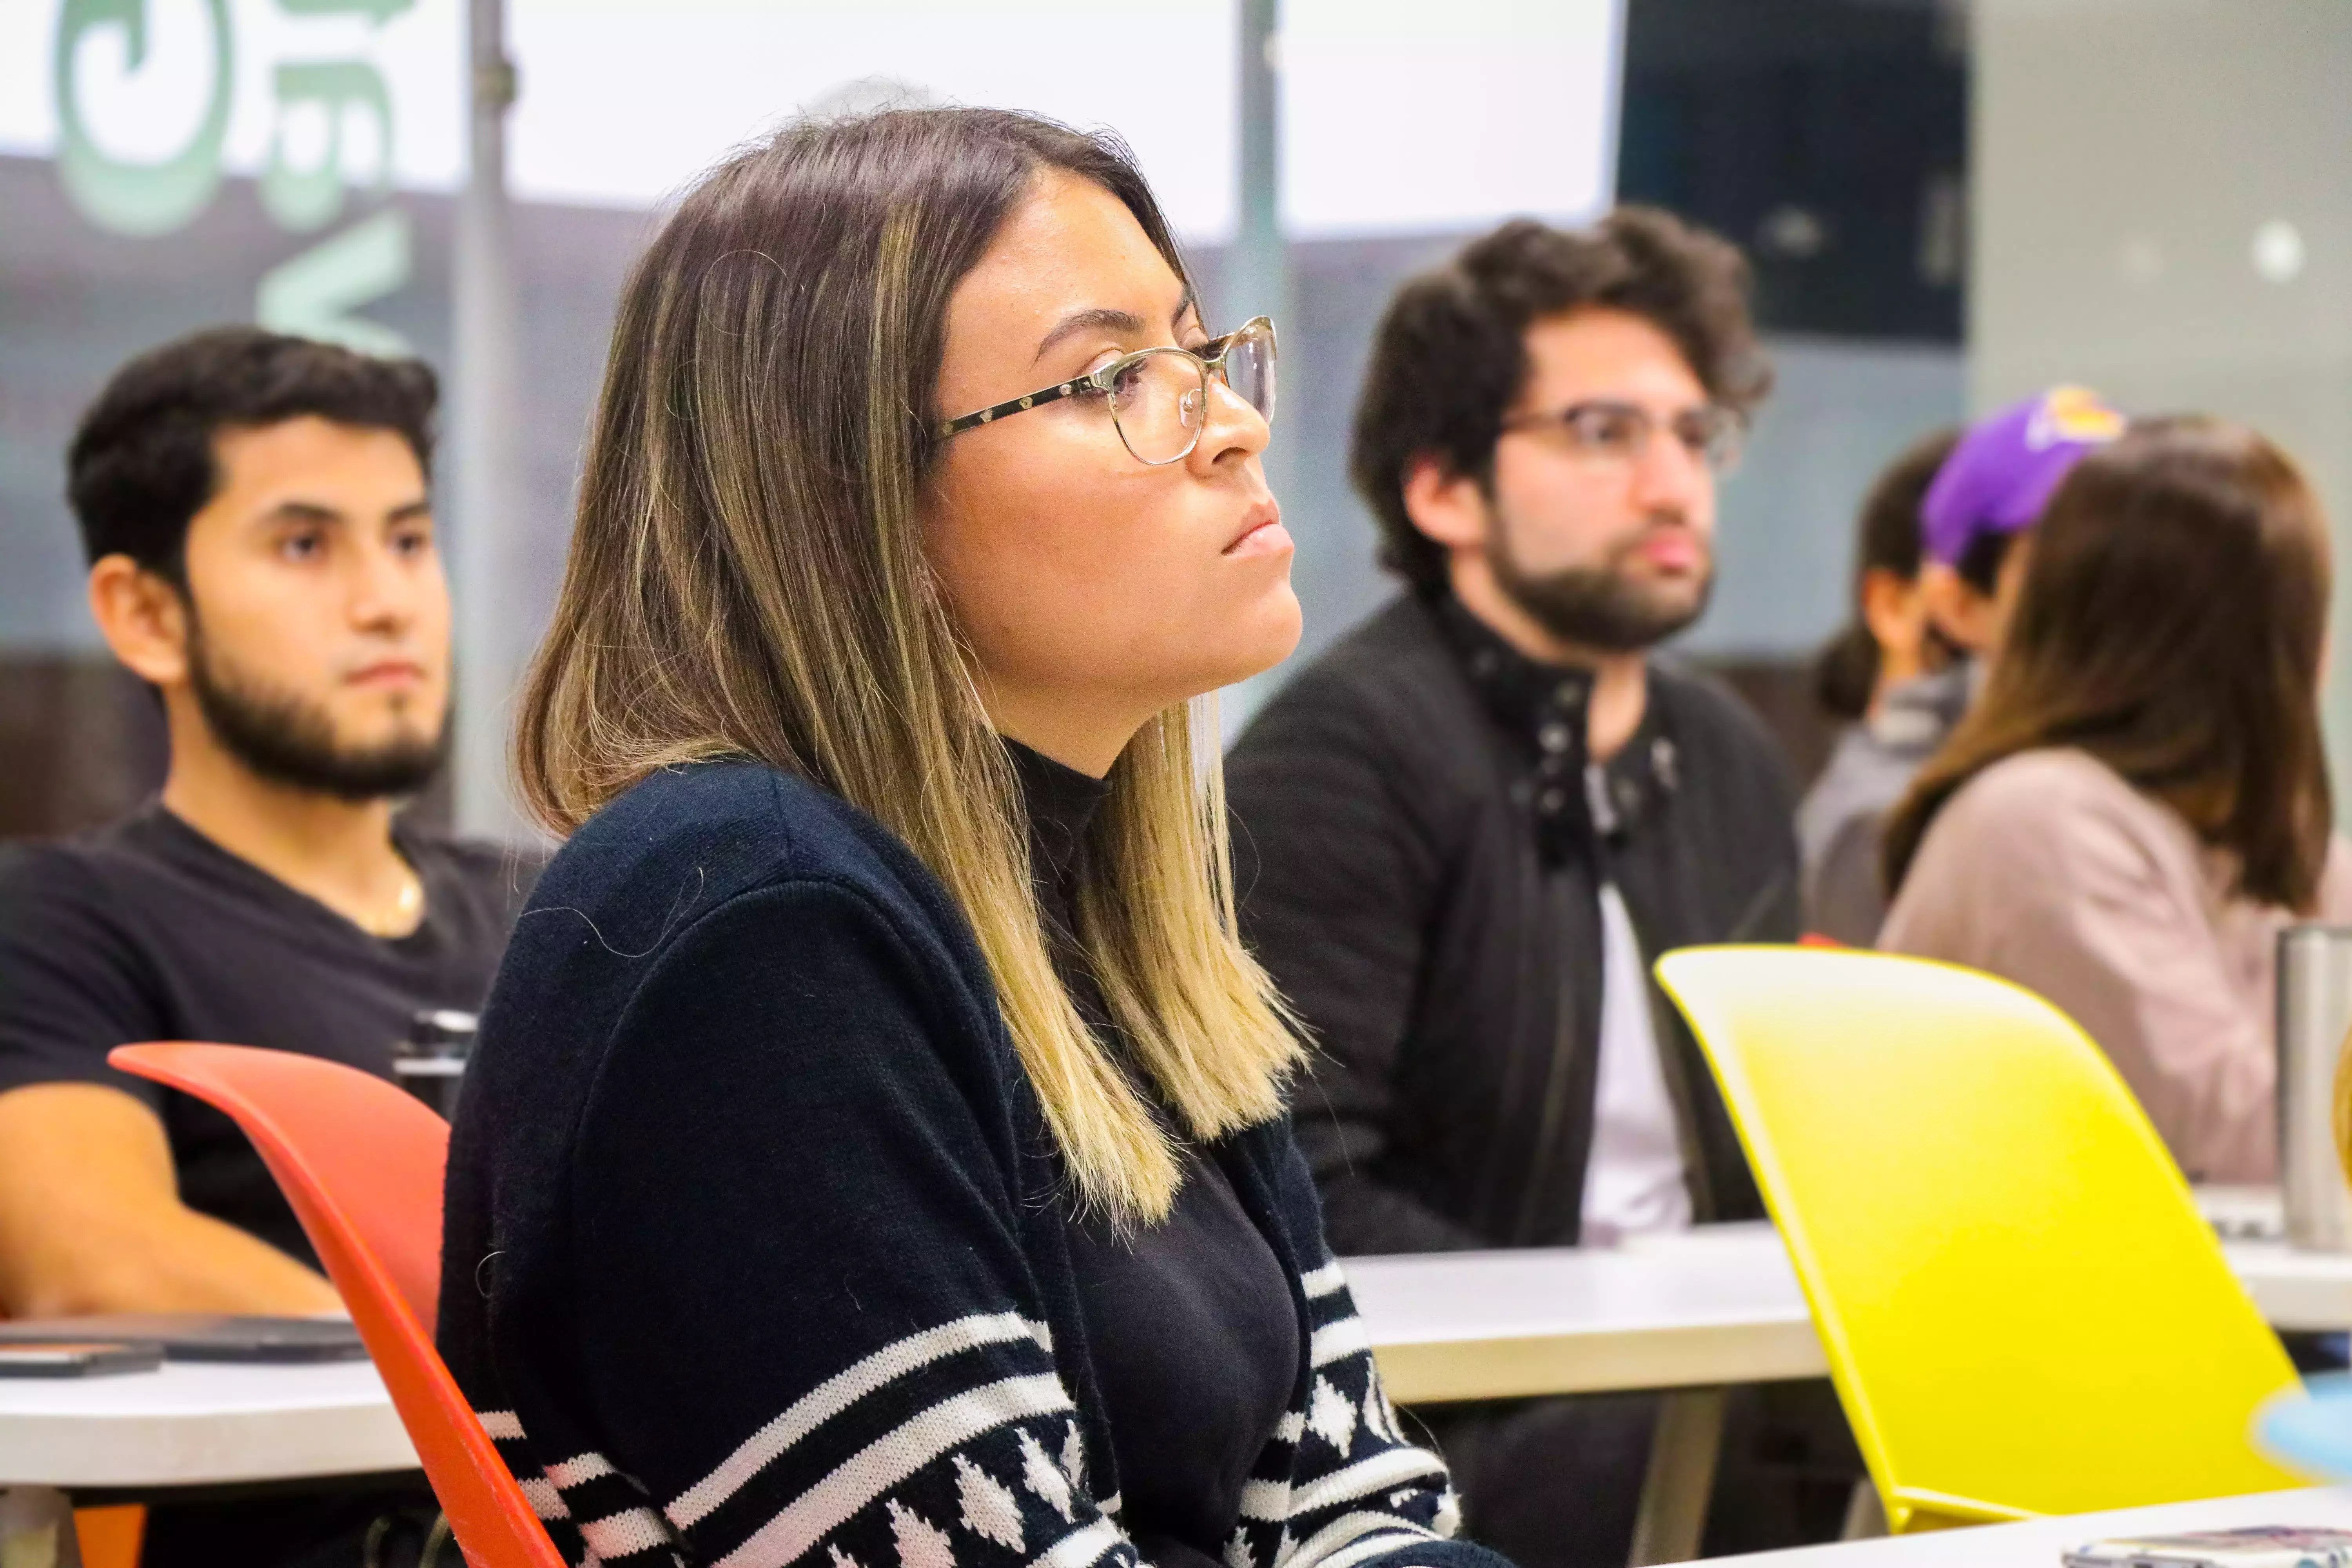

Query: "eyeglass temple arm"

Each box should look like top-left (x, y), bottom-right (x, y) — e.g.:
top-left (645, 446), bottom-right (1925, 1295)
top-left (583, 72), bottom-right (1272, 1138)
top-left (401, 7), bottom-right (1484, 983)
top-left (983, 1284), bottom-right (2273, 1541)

top-left (935, 317), bottom-right (1273, 441)
top-left (936, 372), bottom-right (1100, 441)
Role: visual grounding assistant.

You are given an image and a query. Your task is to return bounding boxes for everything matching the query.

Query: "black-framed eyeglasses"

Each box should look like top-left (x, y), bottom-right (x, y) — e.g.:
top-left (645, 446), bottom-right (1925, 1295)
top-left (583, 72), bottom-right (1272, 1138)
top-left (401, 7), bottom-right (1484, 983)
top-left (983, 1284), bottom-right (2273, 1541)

top-left (936, 316), bottom-right (1278, 467)
top-left (1501, 398), bottom-right (1746, 476)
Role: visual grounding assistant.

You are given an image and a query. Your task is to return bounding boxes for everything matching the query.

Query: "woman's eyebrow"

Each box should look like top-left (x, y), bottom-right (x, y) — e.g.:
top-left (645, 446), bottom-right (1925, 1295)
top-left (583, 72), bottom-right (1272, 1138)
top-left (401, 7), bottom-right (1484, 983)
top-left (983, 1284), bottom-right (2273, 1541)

top-left (1034, 307), bottom-right (1145, 365)
top-left (1032, 291), bottom-right (1200, 365)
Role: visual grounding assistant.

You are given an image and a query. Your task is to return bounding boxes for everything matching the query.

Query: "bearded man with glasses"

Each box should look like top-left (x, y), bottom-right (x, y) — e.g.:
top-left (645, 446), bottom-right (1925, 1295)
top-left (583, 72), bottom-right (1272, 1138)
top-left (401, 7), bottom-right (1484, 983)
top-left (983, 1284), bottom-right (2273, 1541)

top-left (1229, 211), bottom-right (1833, 1568)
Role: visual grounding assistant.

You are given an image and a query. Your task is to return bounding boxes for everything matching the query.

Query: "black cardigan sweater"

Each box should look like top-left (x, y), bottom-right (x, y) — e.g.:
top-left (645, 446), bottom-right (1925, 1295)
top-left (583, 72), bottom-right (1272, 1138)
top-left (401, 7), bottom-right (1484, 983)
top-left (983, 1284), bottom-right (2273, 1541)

top-left (437, 759), bottom-right (1499, 1568)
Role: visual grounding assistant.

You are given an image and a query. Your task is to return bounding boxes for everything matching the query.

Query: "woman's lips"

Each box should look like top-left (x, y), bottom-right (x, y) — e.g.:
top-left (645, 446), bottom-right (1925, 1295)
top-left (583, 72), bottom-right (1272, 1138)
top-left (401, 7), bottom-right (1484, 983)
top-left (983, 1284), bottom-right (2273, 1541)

top-left (1225, 503), bottom-right (1291, 557)
top-left (1225, 520), bottom-right (1293, 558)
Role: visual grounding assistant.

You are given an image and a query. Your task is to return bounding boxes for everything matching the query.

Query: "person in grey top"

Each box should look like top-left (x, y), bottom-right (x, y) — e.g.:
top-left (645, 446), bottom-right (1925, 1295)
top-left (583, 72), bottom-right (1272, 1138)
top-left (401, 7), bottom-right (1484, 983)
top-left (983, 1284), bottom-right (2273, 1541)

top-left (1800, 387), bottom-right (2124, 942)
top-left (1799, 427), bottom-right (1957, 942)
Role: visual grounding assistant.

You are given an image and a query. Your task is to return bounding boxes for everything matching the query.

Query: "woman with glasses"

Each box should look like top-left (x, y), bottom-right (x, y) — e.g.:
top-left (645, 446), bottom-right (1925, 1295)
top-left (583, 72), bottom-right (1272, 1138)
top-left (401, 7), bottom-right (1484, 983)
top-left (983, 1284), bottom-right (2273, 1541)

top-left (435, 109), bottom-right (1502, 1568)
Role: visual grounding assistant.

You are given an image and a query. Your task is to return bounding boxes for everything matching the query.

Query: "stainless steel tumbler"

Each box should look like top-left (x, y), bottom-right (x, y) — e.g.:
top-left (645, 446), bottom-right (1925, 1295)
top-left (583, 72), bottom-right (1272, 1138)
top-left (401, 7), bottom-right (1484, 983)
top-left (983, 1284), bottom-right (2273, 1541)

top-left (2277, 924), bottom-right (2352, 1252)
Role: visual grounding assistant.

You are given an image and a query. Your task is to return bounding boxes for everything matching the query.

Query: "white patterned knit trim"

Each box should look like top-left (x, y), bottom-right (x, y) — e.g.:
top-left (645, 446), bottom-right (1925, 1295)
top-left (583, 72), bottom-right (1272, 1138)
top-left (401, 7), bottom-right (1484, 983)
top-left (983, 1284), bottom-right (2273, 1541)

top-left (1280, 1510), bottom-right (1437, 1568)
top-left (709, 1373), bottom-right (1076, 1568)
top-left (1299, 1262), bottom-right (1349, 1300)
top-left (519, 1478), bottom-right (570, 1521)
top-left (548, 1451), bottom-right (619, 1488)
top-left (579, 1505), bottom-right (672, 1560)
top-left (1308, 1318), bottom-right (1373, 1368)
top-left (1277, 1450), bottom-right (1448, 1520)
top-left (1307, 1528), bottom-right (1434, 1568)
top-left (1032, 1517), bottom-right (1128, 1568)
top-left (669, 1312), bottom-right (1051, 1530)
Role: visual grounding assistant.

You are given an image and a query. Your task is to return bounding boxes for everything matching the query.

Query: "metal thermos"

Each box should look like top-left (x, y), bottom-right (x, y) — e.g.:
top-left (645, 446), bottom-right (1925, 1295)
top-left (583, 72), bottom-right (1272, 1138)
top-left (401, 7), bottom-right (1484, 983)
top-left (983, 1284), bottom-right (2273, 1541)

top-left (2277, 924), bottom-right (2352, 1251)
top-left (392, 1008), bottom-right (477, 1123)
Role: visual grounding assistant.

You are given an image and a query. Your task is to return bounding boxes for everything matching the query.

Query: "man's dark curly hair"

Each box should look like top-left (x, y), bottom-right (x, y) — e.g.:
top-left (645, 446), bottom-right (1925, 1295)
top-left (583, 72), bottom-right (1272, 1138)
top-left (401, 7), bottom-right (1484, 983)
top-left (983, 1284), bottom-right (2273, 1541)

top-left (67, 326), bottom-right (438, 588)
top-left (1349, 207), bottom-right (1772, 594)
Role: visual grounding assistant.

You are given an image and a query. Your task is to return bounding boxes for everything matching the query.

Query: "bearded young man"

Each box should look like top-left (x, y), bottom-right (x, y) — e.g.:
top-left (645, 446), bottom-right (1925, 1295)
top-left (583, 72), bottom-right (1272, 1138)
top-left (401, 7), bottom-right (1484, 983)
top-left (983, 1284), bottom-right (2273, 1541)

top-left (0, 329), bottom-right (531, 1559)
top-left (1228, 212), bottom-right (1814, 1568)
top-left (0, 328), bottom-right (531, 1315)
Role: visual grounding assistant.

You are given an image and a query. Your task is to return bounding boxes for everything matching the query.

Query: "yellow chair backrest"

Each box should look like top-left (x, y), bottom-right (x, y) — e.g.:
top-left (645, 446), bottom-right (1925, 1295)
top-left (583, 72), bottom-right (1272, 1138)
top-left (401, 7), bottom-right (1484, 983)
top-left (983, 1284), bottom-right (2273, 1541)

top-left (1654, 945), bottom-right (2303, 1532)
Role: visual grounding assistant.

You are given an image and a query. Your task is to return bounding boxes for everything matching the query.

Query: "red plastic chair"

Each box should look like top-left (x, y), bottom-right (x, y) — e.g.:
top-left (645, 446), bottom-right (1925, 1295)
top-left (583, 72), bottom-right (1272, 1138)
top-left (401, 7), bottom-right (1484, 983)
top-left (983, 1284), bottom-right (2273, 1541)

top-left (109, 1042), bottom-right (563, 1568)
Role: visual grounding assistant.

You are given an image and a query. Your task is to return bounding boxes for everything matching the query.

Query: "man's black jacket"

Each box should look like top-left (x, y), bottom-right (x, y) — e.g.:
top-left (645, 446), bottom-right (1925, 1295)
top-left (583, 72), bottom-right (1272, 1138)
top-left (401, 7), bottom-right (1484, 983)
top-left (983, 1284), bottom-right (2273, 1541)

top-left (1229, 593), bottom-right (1802, 1254)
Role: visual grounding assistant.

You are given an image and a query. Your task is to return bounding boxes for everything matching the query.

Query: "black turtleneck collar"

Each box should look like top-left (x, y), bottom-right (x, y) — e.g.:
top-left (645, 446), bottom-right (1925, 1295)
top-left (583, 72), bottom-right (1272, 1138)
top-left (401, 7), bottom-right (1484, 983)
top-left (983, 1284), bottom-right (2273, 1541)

top-left (1004, 737), bottom-right (1112, 947)
top-left (1002, 737), bottom-right (1169, 1110)
top-left (1426, 591), bottom-right (1682, 866)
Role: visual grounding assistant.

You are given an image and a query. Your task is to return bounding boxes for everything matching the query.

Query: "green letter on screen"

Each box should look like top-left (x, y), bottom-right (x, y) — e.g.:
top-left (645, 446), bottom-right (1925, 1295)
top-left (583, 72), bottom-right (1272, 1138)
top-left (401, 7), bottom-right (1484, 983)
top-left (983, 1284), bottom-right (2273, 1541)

top-left (257, 207), bottom-right (414, 355)
top-left (54, 0), bottom-right (234, 237)
top-left (262, 61), bottom-right (395, 232)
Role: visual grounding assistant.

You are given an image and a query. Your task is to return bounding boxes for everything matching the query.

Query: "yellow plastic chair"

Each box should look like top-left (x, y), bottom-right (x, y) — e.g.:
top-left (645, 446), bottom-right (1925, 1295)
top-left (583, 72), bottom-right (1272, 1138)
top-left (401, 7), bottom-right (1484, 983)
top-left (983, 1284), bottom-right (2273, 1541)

top-left (1654, 945), bottom-right (2303, 1532)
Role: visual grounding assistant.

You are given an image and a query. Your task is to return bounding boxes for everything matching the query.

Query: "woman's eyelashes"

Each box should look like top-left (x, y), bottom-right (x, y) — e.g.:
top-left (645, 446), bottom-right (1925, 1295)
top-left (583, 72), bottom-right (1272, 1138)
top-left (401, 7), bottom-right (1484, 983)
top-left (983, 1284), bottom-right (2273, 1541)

top-left (1059, 328), bottom-right (1213, 401)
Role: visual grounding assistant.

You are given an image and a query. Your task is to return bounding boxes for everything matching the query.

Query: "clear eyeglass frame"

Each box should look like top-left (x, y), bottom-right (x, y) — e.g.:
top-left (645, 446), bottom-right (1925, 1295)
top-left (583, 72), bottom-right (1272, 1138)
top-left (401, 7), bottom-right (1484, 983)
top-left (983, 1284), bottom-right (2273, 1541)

top-left (1501, 397), bottom-right (1748, 477)
top-left (936, 316), bottom-right (1278, 467)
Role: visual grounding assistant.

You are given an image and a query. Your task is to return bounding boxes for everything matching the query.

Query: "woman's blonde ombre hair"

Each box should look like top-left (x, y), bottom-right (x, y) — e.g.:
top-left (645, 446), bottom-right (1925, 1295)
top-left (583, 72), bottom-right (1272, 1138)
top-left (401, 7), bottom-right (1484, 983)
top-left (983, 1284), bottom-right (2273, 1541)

top-left (514, 108), bottom-right (1303, 1227)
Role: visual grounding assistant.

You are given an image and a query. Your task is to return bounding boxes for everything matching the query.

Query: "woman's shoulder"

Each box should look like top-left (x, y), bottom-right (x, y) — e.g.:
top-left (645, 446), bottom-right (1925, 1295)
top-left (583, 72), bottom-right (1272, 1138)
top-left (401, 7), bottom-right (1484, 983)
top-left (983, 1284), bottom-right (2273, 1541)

top-left (499, 761), bottom-right (996, 1035)
top-left (1915, 748), bottom-right (2199, 894)
top-left (530, 759), bottom-right (953, 935)
top-left (1886, 750), bottom-right (2159, 954)
top-left (471, 761), bottom-right (1013, 1140)
top-left (1938, 748), bottom-right (2176, 839)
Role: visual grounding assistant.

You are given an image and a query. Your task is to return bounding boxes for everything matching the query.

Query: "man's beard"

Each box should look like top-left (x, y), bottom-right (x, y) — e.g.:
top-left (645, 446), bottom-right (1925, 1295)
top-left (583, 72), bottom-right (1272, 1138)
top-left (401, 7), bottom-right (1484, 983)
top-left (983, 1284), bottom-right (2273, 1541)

top-left (187, 622), bottom-right (448, 803)
top-left (1487, 509), bottom-right (1714, 655)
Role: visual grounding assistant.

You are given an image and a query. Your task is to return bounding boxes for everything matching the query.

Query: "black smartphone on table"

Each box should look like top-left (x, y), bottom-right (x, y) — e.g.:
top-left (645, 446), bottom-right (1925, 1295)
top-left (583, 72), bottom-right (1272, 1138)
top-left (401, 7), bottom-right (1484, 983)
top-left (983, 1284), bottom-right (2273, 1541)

top-left (0, 1341), bottom-right (164, 1378)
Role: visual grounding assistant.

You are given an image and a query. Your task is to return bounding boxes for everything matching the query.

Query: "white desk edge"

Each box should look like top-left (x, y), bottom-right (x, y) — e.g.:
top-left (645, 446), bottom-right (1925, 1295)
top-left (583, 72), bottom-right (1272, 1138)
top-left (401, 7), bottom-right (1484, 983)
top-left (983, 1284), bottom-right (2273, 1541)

top-left (2, 1225), bottom-right (2347, 1490)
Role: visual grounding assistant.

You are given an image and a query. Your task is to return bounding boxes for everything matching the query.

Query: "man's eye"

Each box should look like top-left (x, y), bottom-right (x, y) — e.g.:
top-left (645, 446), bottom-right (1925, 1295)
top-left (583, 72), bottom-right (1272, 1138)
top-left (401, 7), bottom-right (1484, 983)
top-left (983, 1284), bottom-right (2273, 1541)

top-left (392, 530), bottom-right (433, 557)
top-left (1570, 408), bottom-right (1642, 450)
top-left (280, 532), bottom-right (325, 561)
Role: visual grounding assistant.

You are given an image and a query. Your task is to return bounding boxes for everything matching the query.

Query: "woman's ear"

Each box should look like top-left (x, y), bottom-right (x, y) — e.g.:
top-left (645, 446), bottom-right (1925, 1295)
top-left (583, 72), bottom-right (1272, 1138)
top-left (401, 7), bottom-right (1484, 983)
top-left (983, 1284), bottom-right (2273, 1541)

top-left (1860, 567), bottom-right (1929, 687)
top-left (1920, 561), bottom-right (2000, 656)
top-left (1401, 454), bottom-right (1491, 554)
top-left (87, 555), bottom-right (193, 688)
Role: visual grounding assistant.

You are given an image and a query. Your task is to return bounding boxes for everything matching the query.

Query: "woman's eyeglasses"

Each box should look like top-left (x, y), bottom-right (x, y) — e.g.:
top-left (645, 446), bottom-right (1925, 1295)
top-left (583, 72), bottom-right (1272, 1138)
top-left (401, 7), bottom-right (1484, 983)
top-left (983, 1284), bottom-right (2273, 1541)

top-left (937, 316), bottom-right (1278, 467)
top-left (1501, 399), bottom-right (1746, 477)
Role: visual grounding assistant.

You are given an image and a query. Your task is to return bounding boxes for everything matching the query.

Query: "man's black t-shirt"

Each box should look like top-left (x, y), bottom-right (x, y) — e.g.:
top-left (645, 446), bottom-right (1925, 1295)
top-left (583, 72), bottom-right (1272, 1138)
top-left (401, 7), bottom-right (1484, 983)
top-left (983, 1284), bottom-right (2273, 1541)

top-left (0, 805), bottom-right (537, 1266)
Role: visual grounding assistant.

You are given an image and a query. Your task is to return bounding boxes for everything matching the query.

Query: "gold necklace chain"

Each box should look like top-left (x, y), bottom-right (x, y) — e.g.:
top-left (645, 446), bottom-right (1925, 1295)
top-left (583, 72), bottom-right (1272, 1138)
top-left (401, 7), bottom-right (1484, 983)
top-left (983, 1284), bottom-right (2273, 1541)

top-left (356, 864), bottom-right (425, 938)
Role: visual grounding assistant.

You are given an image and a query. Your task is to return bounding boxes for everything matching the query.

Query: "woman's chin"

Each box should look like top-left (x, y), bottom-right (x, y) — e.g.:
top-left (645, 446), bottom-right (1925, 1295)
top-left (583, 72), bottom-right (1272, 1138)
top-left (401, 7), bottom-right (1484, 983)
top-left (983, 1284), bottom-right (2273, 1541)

top-left (1132, 584), bottom-right (1305, 710)
top-left (1213, 584), bottom-right (1305, 688)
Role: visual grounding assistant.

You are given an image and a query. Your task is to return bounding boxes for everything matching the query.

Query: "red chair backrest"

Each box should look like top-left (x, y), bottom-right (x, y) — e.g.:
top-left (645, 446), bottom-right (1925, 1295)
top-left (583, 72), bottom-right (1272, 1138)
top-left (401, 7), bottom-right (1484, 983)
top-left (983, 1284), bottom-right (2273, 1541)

top-left (110, 1042), bottom-right (563, 1568)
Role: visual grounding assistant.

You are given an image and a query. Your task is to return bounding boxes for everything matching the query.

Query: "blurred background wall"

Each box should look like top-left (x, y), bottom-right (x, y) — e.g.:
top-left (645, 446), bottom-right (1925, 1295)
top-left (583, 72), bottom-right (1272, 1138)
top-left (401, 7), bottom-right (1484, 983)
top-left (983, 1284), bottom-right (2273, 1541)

top-left (0, 0), bottom-right (2092, 842)
top-left (1969, 0), bottom-right (2352, 788)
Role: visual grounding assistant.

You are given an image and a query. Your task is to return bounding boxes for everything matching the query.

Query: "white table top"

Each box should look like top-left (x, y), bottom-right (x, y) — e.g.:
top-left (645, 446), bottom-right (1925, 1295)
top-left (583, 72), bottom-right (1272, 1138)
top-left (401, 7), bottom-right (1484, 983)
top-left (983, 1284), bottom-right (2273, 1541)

top-left (3, 1208), bottom-right (2347, 1489)
top-left (0, 1357), bottom-right (416, 1490)
top-left (1350, 1227), bottom-right (1821, 1404)
top-left (1690, 1488), bottom-right (2352, 1568)
top-left (1347, 1221), bottom-right (2352, 1405)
